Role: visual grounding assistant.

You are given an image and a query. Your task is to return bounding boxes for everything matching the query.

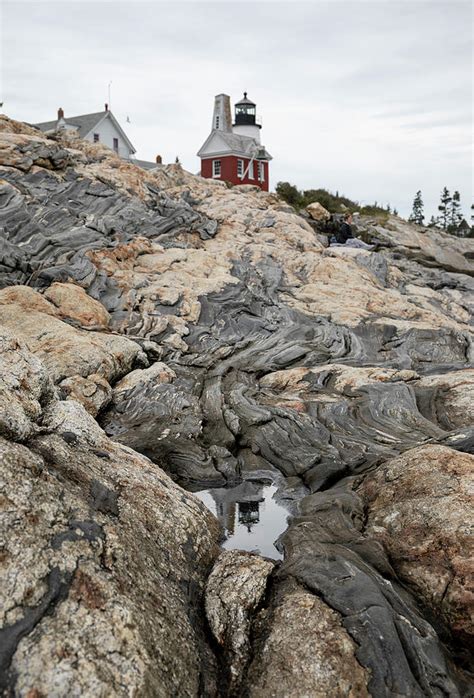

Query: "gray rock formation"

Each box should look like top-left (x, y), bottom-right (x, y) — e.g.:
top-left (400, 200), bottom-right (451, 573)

top-left (0, 329), bottom-right (221, 696)
top-left (0, 115), bottom-right (473, 695)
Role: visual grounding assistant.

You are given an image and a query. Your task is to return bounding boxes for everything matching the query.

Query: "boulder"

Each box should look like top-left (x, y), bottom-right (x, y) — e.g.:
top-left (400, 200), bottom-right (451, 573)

top-left (0, 289), bottom-right (145, 384)
top-left (358, 444), bottom-right (474, 660)
top-left (205, 550), bottom-right (274, 693)
top-left (246, 579), bottom-right (370, 697)
top-left (0, 328), bottom-right (221, 696)
top-left (44, 282), bottom-right (111, 328)
top-left (306, 201), bottom-right (331, 222)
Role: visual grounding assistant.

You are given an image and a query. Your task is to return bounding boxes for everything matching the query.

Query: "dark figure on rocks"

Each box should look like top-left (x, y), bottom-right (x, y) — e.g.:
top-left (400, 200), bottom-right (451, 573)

top-left (336, 212), bottom-right (354, 244)
top-left (331, 213), bottom-right (374, 250)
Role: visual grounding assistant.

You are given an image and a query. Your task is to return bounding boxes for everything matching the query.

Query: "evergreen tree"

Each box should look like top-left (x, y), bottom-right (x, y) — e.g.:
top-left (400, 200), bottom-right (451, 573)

top-left (393, 208), bottom-right (399, 216)
top-left (447, 190), bottom-right (463, 234)
top-left (275, 181), bottom-right (303, 208)
top-left (408, 190), bottom-right (424, 225)
top-left (437, 187), bottom-right (451, 230)
top-left (427, 215), bottom-right (438, 228)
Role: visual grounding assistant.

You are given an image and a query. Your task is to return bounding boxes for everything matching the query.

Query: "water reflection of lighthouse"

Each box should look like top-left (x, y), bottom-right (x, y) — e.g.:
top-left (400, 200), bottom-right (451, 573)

top-left (194, 480), bottom-right (289, 560)
top-left (211, 481), bottom-right (265, 536)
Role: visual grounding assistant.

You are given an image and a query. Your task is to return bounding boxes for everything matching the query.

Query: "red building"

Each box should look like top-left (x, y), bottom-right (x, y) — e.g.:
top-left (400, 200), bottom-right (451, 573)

top-left (197, 93), bottom-right (272, 191)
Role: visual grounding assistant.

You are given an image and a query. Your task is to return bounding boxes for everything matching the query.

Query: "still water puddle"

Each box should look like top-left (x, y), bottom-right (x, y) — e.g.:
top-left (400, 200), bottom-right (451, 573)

top-left (194, 481), bottom-right (290, 560)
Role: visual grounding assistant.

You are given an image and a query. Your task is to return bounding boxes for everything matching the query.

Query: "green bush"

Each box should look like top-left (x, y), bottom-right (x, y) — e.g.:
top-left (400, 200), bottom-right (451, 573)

top-left (275, 181), bottom-right (391, 218)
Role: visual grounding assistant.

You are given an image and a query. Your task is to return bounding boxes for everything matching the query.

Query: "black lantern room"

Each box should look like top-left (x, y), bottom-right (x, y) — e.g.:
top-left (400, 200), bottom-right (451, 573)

top-left (234, 92), bottom-right (261, 128)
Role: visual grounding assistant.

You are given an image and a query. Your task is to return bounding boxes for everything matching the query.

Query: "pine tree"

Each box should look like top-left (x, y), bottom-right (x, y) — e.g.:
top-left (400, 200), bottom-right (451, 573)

top-left (393, 208), bottom-right (399, 216)
top-left (408, 190), bottom-right (424, 225)
top-left (447, 190), bottom-right (463, 234)
top-left (427, 215), bottom-right (438, 228)
top-left (437, 187), bottom-right (451, 230)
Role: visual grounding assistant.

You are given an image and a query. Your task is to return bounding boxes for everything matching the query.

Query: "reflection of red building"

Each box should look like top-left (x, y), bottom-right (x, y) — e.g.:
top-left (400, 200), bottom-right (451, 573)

top-left (197, 93), bottom-right (272, 191)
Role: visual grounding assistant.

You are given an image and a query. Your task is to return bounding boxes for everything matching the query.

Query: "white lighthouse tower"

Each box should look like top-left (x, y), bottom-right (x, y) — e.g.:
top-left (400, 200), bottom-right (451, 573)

top-left (232, 92), bottom-right (261, 144)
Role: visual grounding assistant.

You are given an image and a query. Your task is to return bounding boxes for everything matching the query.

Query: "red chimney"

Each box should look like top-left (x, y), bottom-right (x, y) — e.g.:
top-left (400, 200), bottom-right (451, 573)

top-left (57, 108), bottom-right (64, 120)
top-left (156, 154), bottom-right (162, 164)
top-left (105, 103), bottom-right (108, 112)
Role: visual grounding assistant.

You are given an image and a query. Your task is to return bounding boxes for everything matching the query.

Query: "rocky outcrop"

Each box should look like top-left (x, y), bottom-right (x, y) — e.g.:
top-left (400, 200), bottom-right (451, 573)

top-left (246, 578), bottom-right (370, 698)
top-left (0, 328), bottom-right (221, 696)
top-left (0, 115), bottom-right (473, 695)
top-left (205, 551), bottom-right (274, 694)
top-left (358, 445), bottom-right (474, 664)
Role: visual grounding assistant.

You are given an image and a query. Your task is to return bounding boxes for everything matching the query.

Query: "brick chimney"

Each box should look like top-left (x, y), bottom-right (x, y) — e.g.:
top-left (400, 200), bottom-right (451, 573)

top-left (156, 155), bottom-right (162, 164)
top-left (105, 103), bottom-right (108, 112)
top-left (57, 108), bottom-right (64, 120)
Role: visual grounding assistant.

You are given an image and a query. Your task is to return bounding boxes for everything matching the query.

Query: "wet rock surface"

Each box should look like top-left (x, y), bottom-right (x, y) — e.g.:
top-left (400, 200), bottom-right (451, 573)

top-left (0, 115), bottom-right (473, 695)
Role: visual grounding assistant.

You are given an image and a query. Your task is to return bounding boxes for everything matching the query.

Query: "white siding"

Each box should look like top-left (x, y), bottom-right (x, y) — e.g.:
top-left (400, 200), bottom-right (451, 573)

top-left (84, 116), bottom-right (132, 159)
top-left (232, 124), bottom-right (261, 144)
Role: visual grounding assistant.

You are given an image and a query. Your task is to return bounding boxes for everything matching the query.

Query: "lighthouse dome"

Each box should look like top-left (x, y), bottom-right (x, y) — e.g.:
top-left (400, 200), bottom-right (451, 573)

top-left (234, 92), bottom-right (260, 128)
top-left (233, 92), bottom-right (262, 143)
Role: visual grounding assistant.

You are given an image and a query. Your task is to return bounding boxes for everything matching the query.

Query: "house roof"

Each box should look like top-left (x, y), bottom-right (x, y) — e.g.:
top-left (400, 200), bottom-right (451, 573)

top-left (197, 130), bottom-right (272, 160)
top-left (35, 111), bottom-right (106, 138)
top-left (34, 110), bottom-right (136, 154)
top-left (132, 158), bottom-right (162, 171)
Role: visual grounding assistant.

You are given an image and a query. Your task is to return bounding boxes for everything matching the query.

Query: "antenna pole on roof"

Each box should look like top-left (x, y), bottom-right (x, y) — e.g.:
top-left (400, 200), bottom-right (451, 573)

top-left (108, 81), bottom-right (112, 109)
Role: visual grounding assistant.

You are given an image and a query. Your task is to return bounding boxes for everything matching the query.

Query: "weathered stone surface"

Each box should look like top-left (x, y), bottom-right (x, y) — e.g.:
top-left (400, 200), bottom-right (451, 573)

top-left (306, 201), bottom-right (331, 221)
top-left (44, 282), bottom-right (111, 328)
top-left (0, 115), bottom-right (473, 696)
top-left (246, 578), bottom-right (370, 697)
top-left (59, 373), bottom-right (112, 416)
top-left (112, 361), bottom-right (176, 394)
top-left (0, 290), bottom-right (145, 384)
top-left (0, 328), bottom-right (221, 696)
top-left (278, 483), bottom-right (462, 696)
top-left (205, 550), bottom-right (274, 693)
top-left (0, 327), bottom-right (55, 441)
top-left (415, 368), bottom-right (474, 429)
top-left (358, 445), bottom-right (474, 660)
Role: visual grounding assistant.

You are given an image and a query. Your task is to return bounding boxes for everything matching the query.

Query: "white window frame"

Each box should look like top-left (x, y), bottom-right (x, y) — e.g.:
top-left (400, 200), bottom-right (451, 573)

top-left (248, 160), bottom-right (254, 179)
top-left (212, 159), bottom-right (221, 178)
top-left (258, 162), bottom-right (265, 182)
top-left (237, 159), bottom-right (244, 178)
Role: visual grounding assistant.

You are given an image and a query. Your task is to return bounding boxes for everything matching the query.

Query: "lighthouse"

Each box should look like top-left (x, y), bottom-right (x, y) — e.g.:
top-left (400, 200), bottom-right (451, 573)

top-left (233, 93), bottom-right (261, 143)
top-left (197, 93), bottom-right (272, 191)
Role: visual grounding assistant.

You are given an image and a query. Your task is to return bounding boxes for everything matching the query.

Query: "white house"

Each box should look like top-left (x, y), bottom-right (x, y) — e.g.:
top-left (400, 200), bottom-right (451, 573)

top-left (34, 105), bottom-right (158, 170)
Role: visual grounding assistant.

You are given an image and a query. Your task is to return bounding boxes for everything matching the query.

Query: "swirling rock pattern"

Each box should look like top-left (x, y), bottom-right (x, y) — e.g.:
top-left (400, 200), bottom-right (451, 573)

top-left (0, 114), bottom-right (473, 695)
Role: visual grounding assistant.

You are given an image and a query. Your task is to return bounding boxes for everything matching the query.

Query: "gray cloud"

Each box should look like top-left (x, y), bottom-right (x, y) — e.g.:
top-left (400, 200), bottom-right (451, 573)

top-left (1, 0), bottom-right (472, 219)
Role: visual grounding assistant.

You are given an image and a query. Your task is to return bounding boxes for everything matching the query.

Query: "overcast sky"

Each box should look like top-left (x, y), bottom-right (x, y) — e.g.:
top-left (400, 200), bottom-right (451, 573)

top-left (1, 0), bottom-right (472, 219)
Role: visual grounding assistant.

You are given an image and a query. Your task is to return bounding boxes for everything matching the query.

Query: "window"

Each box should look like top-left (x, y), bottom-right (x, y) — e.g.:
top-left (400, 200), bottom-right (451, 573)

top-left (258, 162), bottom-right (265, 182)
top-left (113, 137), bottom-right (119, 153)
top-left (93, 133), bottom-right (100, 142)
top-left (248, 161), bottom-right (254, 179)
top-left (215, 115), bottom-right (220, 129)
top-left (212, 160), bottom-right (221, 177)
top-left (237, 159), bottom-right (243, 178)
